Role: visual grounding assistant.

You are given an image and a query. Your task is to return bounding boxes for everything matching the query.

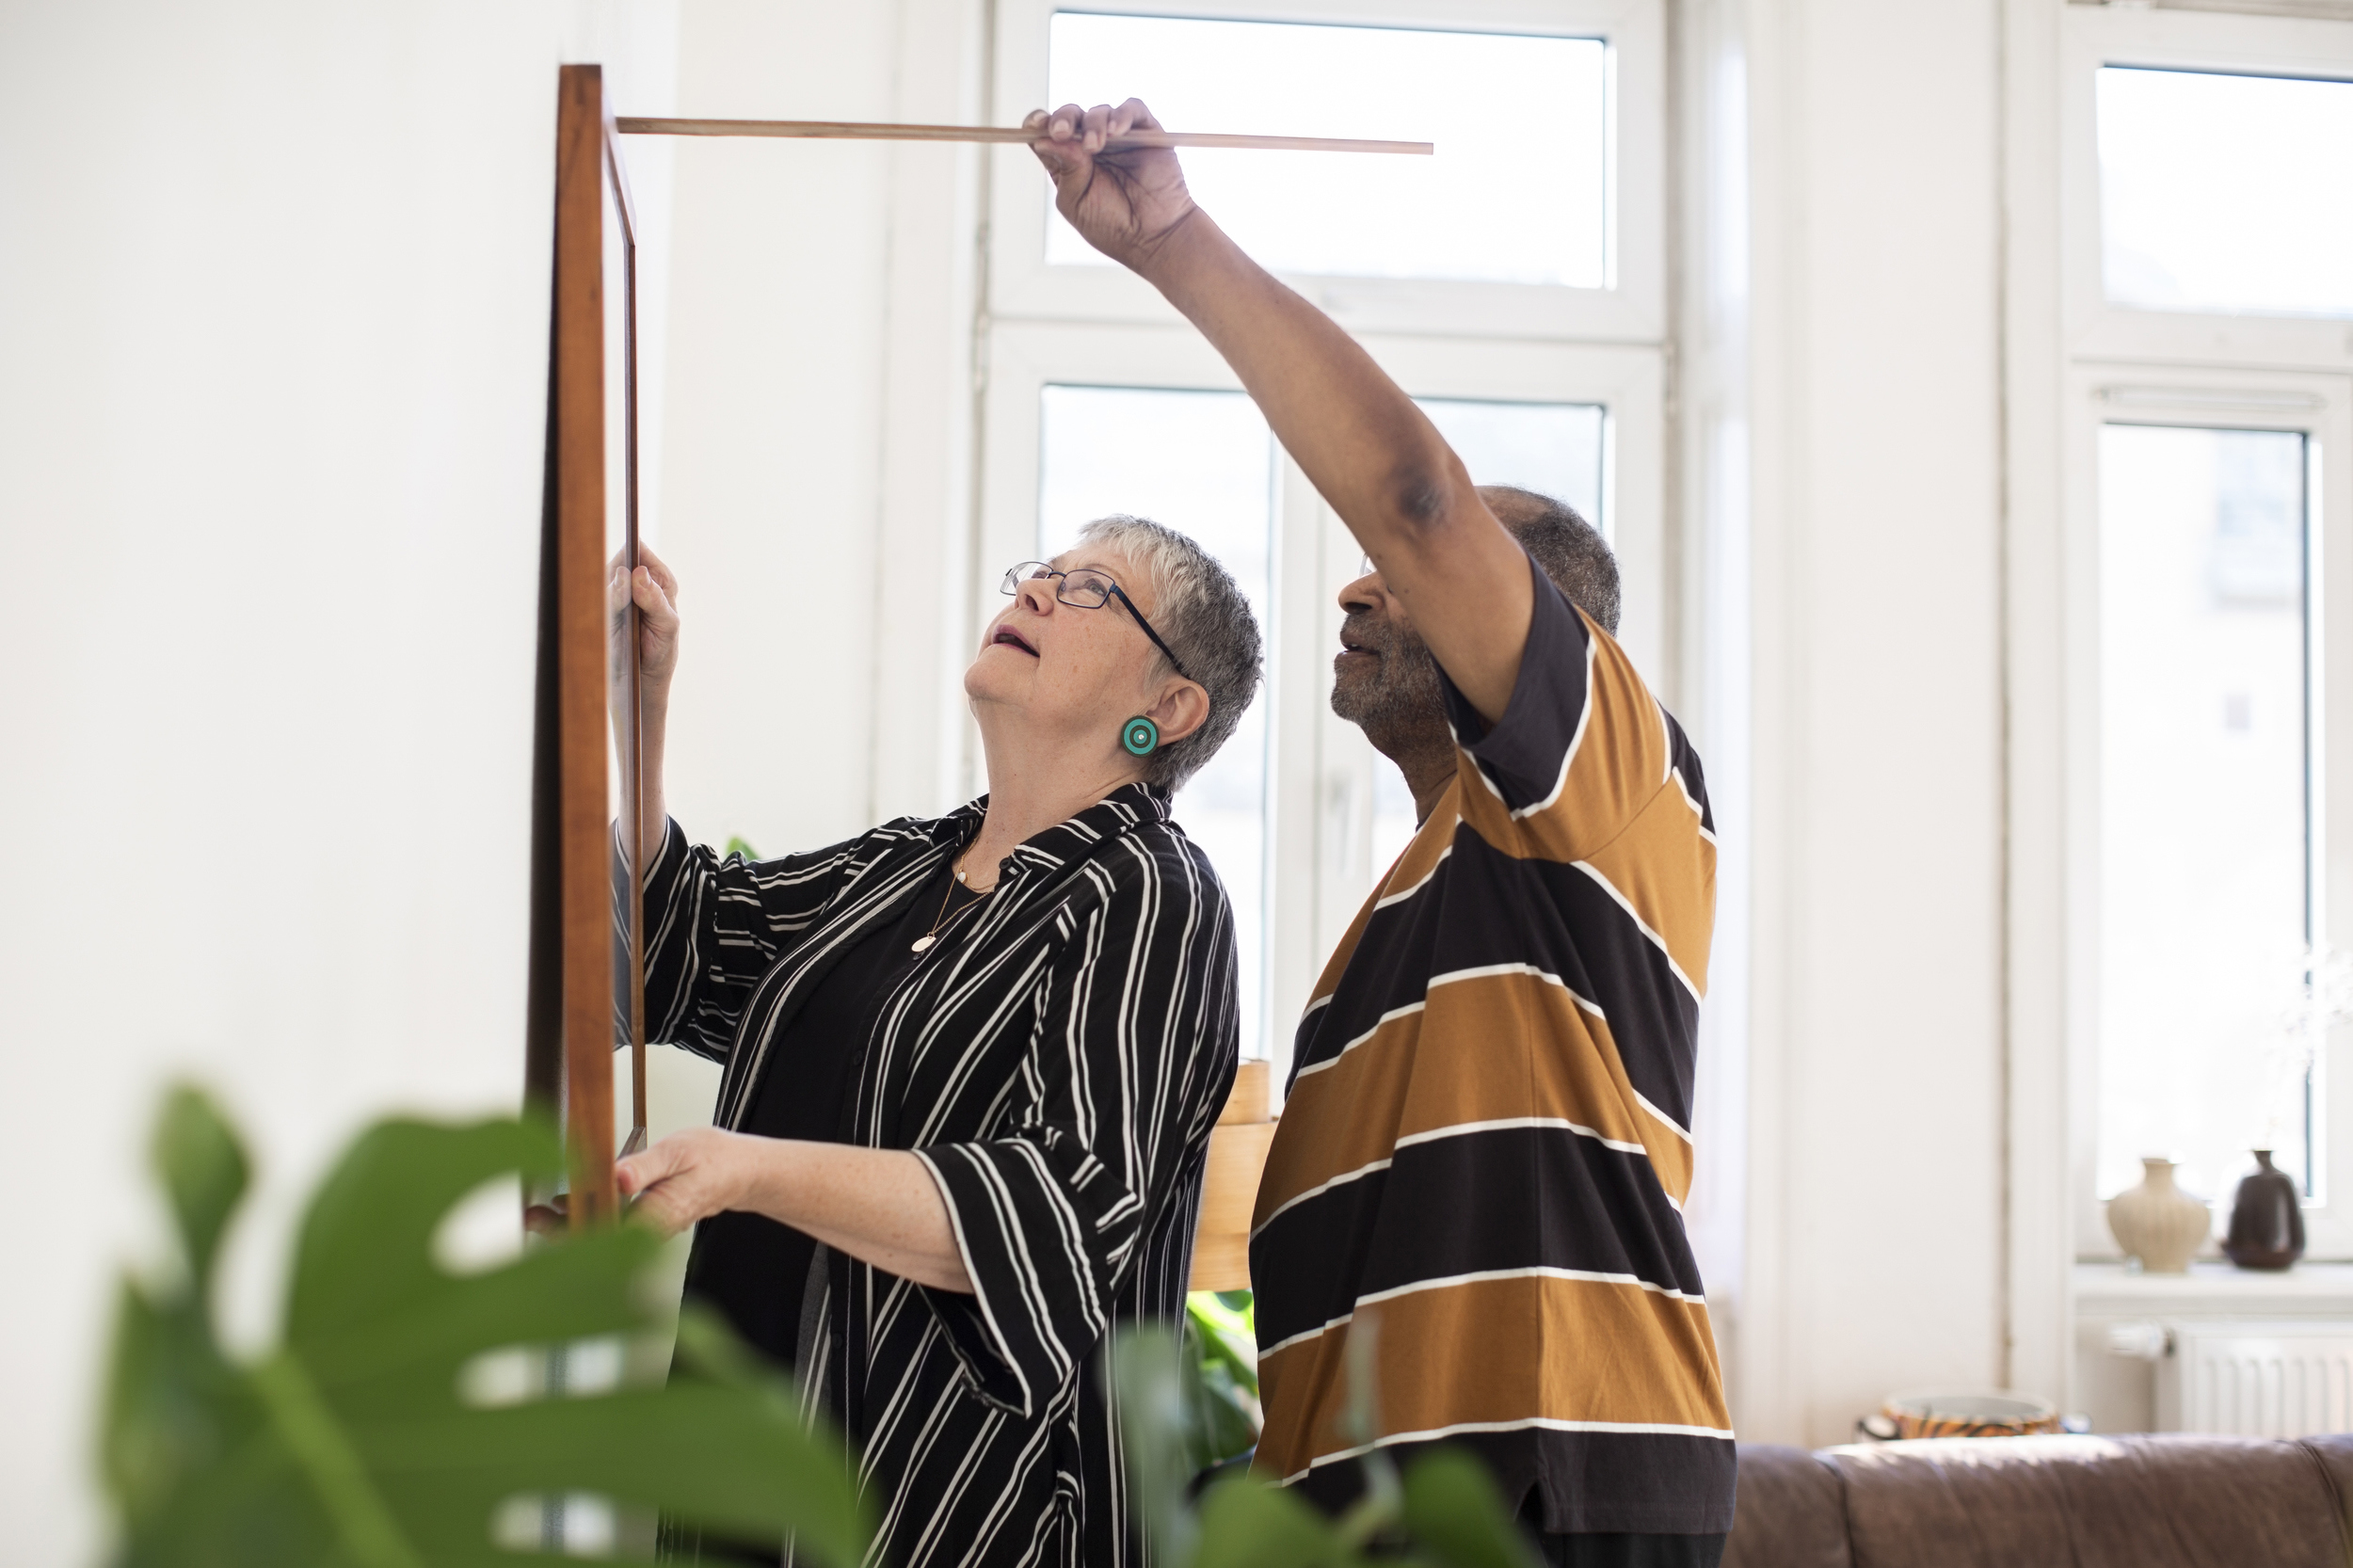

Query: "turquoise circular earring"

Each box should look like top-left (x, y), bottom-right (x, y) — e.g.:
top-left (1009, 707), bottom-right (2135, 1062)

top-left (1121, 716), bottom-right (1160, 757)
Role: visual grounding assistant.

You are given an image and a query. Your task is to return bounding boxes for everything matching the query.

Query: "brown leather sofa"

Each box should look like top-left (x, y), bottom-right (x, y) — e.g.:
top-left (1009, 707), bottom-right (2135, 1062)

top-left (1723, 1433), bottom-right (2353, 1567)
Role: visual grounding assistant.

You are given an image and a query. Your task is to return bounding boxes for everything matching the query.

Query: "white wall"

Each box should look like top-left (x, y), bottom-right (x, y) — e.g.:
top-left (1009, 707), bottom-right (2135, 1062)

top-left (640, 0), bottom-right (985, 1150)
top-left (654, 0), bottom-right (981, 861)
top-left (0, 3), bottom-right (680, 1560)
top-left (1731, 0), bottom-right (2011, 1445)
top-left (0, 2), bottom-right (985, 1554)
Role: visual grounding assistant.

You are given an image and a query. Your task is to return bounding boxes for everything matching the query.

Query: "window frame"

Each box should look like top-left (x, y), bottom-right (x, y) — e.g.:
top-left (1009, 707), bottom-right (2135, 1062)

top-left (2062, 371), bottom-right (2353, 1258)
top-left (975, 0), bottom-right (1671, 1089)
top-left (2062, 4), bottom-right (2353, 1262)
top-left (984, 0), bottom-right (1668, 344)
top-left (2060, 6), bottom-right (2353, 374)
top-left (977, 322), bottom-right (1662, 1083)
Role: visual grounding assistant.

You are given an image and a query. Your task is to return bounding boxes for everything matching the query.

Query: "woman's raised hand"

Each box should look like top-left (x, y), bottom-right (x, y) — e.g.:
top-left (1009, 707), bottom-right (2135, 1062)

top-left (607, 541), bottom-right (680, 703)
top-left (1025, 99), bottom-right (1199, 274)
top-left (607, 543), bottom-right (679, 856)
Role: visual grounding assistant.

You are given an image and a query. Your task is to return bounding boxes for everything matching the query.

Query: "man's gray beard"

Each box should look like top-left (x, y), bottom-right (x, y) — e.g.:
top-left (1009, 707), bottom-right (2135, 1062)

top-left (1330, 624), bottom-right (1452, 758)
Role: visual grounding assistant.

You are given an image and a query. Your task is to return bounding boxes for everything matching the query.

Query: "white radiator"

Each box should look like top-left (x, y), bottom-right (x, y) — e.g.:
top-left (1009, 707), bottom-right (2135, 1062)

top-left (2153, 1320), bottom-right (2353, 1437)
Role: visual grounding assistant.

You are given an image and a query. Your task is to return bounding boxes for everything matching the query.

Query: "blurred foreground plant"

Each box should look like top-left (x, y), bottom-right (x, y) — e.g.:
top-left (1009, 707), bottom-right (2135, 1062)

top-left (1114, 1323), bottom-right (1538, 1568)
top-left (101, 1085), bottom-right (871, 1567)
top-left (1182, 1290), bottom-right (1260, 1470)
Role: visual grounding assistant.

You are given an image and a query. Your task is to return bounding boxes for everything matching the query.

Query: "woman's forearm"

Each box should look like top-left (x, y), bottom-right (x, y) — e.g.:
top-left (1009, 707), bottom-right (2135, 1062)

top-left (618, 1128), bottom-right (973, 1293)
top-left (635, 695), bottom-right (668, 865)
top-left (739, 1142), bottom-right (972, 1294)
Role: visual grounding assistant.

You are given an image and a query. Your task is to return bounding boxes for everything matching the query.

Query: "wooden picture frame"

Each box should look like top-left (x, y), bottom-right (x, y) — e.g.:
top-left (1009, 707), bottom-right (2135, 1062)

top-left (522, 72), bottom-right (1405, 1234)
top-left (527, 63), bottom-right (646, 1227)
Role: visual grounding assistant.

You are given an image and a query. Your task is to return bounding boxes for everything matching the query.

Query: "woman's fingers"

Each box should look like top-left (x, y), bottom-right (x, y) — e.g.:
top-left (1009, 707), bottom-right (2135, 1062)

top-left (615, 1137), bottom-right (679, 1197)
top-left (631, 564), bottom-right (678, 628)
top-left (616, 1144), bottom-right (699, 1235)
top-left (637, 540), bottom-right (679, 598)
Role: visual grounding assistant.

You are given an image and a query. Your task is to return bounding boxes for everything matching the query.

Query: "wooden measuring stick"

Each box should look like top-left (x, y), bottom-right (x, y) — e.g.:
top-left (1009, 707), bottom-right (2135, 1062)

top-left (615, 118), bottom-right (1432, 155)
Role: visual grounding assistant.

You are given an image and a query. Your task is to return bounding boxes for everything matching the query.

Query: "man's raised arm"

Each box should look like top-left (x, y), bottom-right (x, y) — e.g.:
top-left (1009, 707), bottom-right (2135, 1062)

top-left (1028, 100), bottom-right (1535, 725)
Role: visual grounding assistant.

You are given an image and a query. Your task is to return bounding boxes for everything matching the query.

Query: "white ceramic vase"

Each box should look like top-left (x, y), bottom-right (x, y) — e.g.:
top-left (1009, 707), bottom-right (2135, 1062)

top-left (2107, 1157), bottom-right (2211, 1273)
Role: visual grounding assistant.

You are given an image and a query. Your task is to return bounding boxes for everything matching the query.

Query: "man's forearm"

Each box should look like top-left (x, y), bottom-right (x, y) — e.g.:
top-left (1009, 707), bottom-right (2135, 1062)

top-left (1138, 213), bottom-right (1466, 554)
top-left (1135, 211), bottom-right (1534, 721)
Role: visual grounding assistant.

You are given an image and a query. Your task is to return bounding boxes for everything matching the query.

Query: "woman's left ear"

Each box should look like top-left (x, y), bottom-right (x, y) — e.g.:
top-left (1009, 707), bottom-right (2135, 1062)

top-left (1144, 680), bottom-right (1211, 749)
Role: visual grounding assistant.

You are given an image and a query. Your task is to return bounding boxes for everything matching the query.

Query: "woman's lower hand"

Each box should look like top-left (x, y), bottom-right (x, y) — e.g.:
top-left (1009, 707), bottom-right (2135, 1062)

top-left (616, 1126), bottom-right (752, 1235)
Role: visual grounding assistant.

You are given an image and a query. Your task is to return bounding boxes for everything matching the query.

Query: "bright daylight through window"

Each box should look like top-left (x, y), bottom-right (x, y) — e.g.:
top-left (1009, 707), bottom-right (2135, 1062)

top-left (1020, 9), bottom-right (1643, 1071)
top-left (2098, 424), bottom-right (2317, 1206)
top-left (1040, 386), bottom-right (1275, 1054)
top-left (1046, 13), bottom-right (1609, 285)
top-left (1038, 388), bottom-right (1611, 1050)
top-left (2098, 66), bottom-right (2353, 318)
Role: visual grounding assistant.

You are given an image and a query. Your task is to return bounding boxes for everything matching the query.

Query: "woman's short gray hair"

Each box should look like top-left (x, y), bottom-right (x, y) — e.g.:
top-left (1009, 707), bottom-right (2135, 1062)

top-left (1074, 514), bottom-right (1263, 792)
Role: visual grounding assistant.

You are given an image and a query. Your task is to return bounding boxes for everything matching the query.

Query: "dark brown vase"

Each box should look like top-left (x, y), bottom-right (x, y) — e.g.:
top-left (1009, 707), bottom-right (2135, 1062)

top-left (2223, 1150), bottom-right (2305, 1271)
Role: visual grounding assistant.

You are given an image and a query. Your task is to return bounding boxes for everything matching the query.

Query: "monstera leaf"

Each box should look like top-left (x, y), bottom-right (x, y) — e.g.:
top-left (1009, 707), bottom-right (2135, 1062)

top-left (101, 1086), bottom-right (872, 1567)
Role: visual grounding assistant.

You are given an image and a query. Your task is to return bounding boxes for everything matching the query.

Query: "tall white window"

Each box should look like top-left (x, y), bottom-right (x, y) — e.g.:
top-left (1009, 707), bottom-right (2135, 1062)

top-left (2096, 424), bottom-right (2317, 1205)
top-left (2066, 7), bottom-right (2353, 1255)
top-left (982, 0), bottom-right (1668, 1080)
top-left (1037, 387), bottom-right (1277, 1058)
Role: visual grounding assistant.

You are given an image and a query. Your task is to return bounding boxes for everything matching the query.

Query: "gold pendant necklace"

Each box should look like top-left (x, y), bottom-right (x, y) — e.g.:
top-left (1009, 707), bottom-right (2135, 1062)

top-left (912, 863), bottom-right (993, 952)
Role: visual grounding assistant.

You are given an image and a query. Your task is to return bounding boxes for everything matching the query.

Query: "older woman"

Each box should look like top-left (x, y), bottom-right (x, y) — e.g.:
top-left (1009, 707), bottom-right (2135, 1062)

top-left (612, 514), bottom-right (1260, 1568)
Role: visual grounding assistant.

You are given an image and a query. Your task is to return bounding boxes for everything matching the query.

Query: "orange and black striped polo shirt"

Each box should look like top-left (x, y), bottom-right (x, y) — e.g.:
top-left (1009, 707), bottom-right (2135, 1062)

top-left (1249, 557), bottom-right (1733, 1535)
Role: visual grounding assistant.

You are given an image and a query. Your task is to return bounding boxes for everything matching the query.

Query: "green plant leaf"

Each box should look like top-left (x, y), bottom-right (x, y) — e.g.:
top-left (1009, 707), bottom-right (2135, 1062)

top-left (1181, 1292), bottom-right (1261, 1467)
top-left (1398, 1448), bottom-right (1542, 1568)
top-left (1192, 1474), bottom-right (1359, 1568)
top-left (104, 1087), bottom-right (271, 1556)
top-left (1112, 1327), bottom-right (1201, 1566)
top-left (102, 1092), bottom-right (872, 1568)
top-left (1186, 1293), bottom-right (1258, 1394)
top-left (152, 1084), bottom-right (249, 1297)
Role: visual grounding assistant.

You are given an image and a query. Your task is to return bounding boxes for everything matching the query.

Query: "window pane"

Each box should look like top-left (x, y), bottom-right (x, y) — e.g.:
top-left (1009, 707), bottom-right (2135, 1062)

top-left (1038, 386), bottom-right (1274, 1059)
top-left (1369, 760), bottom-right (1418, 888)
top-left (2099, 67), bottom-right (2353, 318)
top-left (1418, 398), bottom-right (1608, 537)
top-left (1047, 14), bottom-right (1609, 286)
top-left (2098, 424), bottom-right (2314, 1212)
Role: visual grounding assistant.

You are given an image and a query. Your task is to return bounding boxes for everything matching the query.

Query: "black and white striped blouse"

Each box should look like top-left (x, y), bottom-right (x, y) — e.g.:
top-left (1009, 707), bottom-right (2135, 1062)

top-left (642, 782), bottom-right (1240, 1568)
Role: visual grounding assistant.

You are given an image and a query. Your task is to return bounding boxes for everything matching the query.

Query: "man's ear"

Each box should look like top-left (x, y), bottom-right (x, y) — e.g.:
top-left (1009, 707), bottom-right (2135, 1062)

top-left (1144, 680), bottom-right (1211, 748)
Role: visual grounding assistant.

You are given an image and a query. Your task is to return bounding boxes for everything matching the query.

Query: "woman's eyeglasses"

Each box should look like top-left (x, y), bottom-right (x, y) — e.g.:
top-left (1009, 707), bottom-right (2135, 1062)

top-left (1000, 562), bottom-right (1193, 680)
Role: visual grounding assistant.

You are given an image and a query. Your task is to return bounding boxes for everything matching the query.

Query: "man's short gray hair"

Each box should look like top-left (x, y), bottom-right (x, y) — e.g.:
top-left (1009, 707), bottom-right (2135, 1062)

top-left (1483, 485), bottom-right (1620, 634)
top-left (1072, 515), bottom-right (1263, 792)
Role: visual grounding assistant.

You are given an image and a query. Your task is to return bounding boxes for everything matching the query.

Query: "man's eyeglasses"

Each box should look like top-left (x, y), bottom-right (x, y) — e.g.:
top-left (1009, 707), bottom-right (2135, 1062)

top-left (1000, 562), bottom-right (1193, 680)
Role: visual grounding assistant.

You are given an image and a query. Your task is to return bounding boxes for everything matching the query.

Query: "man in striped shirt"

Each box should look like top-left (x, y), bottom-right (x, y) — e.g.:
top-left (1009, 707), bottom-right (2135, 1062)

top-left (1030, 100), bottom-right (1733, 1565)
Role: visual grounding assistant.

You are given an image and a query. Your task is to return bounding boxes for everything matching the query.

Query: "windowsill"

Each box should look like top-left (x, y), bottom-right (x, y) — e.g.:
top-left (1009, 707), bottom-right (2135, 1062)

top-left (2076, 1260), bottom-right (2353, 1318)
